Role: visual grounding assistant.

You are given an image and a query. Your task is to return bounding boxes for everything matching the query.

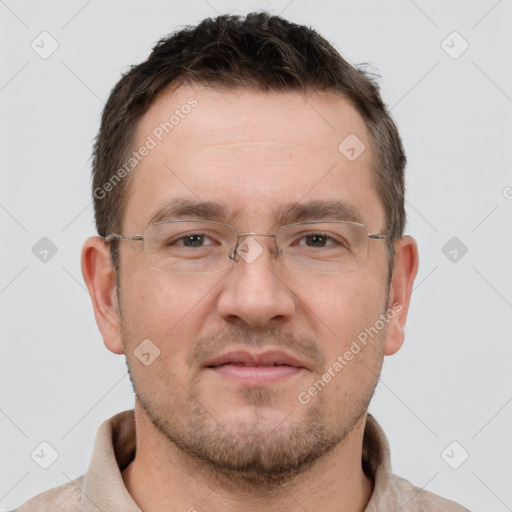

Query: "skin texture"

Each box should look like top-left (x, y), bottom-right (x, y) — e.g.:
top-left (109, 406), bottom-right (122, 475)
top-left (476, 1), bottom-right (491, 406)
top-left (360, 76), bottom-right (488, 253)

top-left (82, 84), bottom-right (419, 512)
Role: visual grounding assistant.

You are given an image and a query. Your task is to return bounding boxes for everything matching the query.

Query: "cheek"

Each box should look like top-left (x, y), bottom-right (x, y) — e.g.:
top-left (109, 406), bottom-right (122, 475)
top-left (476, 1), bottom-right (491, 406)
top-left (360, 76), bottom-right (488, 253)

top-left (119, 273), bottom-right (213, 390)
top-left (120, 270), bottom-right (220, 346)
top-left (297, 269), bottom-right (384, 317)
top-left (294, 272), bottom-right (387, 361)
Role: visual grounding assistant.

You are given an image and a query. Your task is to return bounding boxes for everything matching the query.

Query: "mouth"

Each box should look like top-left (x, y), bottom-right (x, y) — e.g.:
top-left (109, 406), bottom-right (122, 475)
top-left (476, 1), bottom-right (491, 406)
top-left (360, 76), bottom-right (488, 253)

top-left (204, 350), bottom-right (308, 384)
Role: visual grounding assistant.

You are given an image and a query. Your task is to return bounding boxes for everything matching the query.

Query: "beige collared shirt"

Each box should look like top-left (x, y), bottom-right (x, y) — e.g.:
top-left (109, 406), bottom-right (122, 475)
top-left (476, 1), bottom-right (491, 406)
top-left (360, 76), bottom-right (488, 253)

top-left (15, 410), bottom-right (470, 511)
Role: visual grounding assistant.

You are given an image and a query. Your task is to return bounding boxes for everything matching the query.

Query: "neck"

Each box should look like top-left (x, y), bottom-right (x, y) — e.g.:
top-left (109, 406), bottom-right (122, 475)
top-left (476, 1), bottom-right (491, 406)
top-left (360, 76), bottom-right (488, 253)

top-left (122, 403), bottom-right (374, 512)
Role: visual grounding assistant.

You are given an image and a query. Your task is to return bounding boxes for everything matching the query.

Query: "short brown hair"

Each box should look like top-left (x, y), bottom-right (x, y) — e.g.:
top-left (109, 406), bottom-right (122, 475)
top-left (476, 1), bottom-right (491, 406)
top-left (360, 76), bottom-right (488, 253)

top-left (92, 12), bottom-right (406, 271)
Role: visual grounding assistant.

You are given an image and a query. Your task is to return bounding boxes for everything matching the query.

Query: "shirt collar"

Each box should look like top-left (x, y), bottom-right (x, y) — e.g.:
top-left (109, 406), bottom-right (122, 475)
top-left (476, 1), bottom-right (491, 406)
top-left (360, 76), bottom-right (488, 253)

top-left (82, 410), bottom-right (139, 511)
top-left (81, 409), bottom-right (393, 510)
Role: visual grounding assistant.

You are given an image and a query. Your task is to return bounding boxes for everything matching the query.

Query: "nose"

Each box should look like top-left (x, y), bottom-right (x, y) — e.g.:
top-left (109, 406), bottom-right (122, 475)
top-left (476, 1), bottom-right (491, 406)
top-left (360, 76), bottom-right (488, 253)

top-left (216, 236), bottom-right (296, 328)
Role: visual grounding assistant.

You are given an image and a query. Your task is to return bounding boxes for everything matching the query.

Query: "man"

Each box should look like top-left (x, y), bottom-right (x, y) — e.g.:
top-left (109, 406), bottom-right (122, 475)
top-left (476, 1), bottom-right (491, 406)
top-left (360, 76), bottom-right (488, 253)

top-left (16, 12), bottom-right (469, 512)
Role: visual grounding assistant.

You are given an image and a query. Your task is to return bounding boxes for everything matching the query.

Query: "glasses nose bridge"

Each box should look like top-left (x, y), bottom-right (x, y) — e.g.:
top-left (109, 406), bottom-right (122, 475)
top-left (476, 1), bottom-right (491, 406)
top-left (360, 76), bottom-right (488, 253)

top-left (231, 231), bottom-right (279, 262)
top-left (237, 231), bottom-right (276, 239)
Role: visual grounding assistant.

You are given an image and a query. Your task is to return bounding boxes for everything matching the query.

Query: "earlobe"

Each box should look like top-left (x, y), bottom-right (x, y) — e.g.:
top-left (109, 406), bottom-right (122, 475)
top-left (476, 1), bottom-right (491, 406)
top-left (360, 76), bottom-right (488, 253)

top-left (384, 236), bottom-right (419, 356)
top-left (81, 236), bottom-right (124, 355)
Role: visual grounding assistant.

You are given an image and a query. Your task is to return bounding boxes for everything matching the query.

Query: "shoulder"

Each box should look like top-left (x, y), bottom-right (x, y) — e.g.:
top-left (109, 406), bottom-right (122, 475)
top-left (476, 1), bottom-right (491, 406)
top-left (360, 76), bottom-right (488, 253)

top-left (13, 475), bottom-right (85, 512)
top-left (386, 474), bottom-right (471, 512)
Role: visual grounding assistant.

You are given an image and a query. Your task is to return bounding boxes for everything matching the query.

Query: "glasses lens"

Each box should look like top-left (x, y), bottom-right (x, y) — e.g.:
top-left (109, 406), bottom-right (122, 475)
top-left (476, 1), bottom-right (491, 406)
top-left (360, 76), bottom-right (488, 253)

top-left (277, 222), bottom-right (368, 273)
top-left (142, 221), bottom-right (237, 273)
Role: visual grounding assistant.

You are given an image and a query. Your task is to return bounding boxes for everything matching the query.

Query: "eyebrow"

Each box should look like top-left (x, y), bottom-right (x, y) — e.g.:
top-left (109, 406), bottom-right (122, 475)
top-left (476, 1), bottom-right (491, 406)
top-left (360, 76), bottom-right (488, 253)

top-left (147, 198), bottom-right (363, 226)
top-left (278, 200), bottom-right (363, 225)
top-left (148, 198), bottom-right (229, 225)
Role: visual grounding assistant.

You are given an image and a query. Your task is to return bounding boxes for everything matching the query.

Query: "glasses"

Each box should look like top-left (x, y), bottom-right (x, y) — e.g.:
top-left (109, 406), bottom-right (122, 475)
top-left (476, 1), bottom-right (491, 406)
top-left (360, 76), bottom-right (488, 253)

top-left (105, 220), bottom-right (390, 274)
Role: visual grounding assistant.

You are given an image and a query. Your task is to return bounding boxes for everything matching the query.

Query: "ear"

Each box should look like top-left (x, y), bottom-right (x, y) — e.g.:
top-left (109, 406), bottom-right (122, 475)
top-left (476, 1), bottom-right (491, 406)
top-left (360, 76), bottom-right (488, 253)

top-left (81, 236), bottom-right (124, 355)
top-left (384, 236), bottom-right (419, 356)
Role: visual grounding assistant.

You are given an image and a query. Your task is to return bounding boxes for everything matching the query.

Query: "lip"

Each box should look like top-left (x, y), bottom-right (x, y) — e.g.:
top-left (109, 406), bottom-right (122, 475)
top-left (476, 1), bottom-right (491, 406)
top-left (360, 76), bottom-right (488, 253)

top-left (204, 350), bottom-right (308, 385)
top-left (204, 350), bottom-right (307, 369)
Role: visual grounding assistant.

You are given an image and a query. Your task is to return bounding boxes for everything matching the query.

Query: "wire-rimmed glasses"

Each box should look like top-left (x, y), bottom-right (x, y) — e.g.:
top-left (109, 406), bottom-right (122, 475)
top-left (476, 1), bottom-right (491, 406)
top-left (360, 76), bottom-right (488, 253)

top-left (105, 220), bottom-right (389, 274)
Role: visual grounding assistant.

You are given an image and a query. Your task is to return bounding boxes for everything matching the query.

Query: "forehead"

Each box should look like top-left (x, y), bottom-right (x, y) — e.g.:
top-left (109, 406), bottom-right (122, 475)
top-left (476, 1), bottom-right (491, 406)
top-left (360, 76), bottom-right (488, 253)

top-left (123, 84), bottom-right (384, 231)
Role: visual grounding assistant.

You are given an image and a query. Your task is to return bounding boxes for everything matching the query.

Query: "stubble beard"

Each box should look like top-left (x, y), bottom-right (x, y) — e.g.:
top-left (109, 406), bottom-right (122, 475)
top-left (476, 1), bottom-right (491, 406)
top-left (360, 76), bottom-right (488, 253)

top-left (126, 356), bottom-right (381, 489)
top-left (120, 285), bottom-right (389, 489)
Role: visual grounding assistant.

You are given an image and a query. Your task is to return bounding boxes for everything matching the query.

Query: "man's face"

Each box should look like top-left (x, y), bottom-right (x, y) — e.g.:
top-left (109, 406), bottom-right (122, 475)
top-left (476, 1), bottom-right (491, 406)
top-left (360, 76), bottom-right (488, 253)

top-left (115, 85), bottom-right (391, 483)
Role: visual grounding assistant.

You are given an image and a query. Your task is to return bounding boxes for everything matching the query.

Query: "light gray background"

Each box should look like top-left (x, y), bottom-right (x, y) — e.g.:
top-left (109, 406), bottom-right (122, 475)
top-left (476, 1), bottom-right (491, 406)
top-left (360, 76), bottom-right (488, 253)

top-left (1, 1), bottom-right (511, 510)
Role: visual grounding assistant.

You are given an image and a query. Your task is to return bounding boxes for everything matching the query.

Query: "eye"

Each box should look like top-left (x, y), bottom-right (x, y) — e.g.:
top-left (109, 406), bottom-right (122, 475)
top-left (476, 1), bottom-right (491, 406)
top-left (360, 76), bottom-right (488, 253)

top-left (297, 232), bottom-right (345, 248)
top-left (173, 232), bottom-right (216, 248)
top-left (302, 233), bottom-right (330, 247)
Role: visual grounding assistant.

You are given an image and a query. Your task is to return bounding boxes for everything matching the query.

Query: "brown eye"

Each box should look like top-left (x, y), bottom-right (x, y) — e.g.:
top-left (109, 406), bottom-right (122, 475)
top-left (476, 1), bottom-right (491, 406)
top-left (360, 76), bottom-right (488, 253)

top-left (304, 234), bottom-right (328, 247)
top-left (181, 234), bottom-right (207, 247)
